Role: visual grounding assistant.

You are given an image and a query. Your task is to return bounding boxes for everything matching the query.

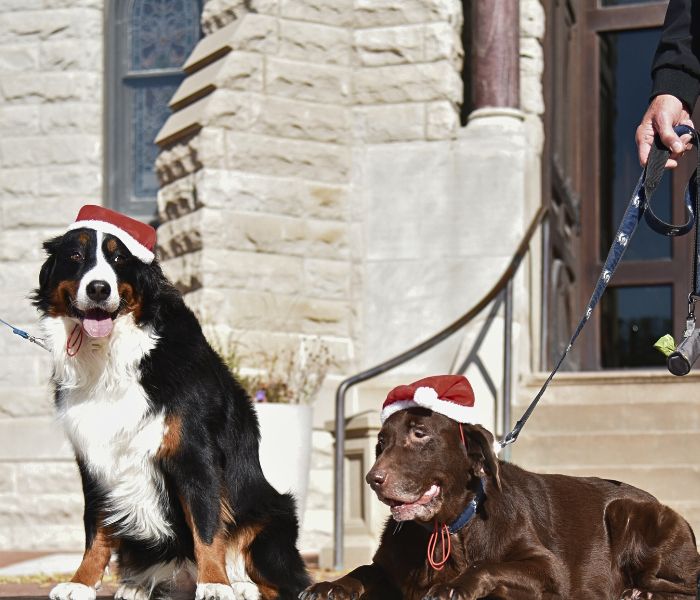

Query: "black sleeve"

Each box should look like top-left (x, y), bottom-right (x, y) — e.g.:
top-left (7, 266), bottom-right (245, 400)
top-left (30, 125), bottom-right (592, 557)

top-left (650, 0), bottom-right (700, 110)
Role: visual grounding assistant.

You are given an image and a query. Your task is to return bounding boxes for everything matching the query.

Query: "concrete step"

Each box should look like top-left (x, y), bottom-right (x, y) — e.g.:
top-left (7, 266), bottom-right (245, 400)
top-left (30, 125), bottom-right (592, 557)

top-left (498, 464), bottom-right (700, 541)
top-left (514, 465), bottom-right (700, 504)
top-left (515, 401), bottom-right (700, 433)
top-left (666, 501), bottom-right (700, 535)
top-left (516, 370), bottom-right (700, 407)
top-left (511, 431), bottom-right (700, 468)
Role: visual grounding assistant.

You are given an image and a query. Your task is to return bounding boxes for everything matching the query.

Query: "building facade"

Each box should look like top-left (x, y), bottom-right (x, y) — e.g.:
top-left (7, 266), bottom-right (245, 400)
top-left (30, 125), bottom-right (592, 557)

top-left (1, 0), bottom-right (698, 568)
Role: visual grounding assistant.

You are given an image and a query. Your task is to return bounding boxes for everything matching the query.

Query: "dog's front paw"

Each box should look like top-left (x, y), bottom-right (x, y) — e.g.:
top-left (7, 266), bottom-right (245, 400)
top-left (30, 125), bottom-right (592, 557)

top-left (49, 582), bottom-right (97, 600)
top-left (230, 580), bottom-right (259, 600)
top-left (423, 584), bottom-right (475, 600)
top-left (195, 583), bottom-right (235, 600)
top-left (620, 590), bottom-right (653, 600)
top-left (114, 583), bottom-right (149, 600)
top-left (299, 581), bottom-right (362, 600)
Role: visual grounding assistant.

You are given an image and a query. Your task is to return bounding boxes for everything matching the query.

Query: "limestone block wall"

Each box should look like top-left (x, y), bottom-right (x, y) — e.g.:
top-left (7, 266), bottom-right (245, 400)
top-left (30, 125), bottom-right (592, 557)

top-left (155, 1), bottom-right (356, 554)
top-left (0, 0), bottom-right (103, 548)
top-left (154, 0), bottom-right (469, 555)
top-left (351, 0), bottom-right (463, 142)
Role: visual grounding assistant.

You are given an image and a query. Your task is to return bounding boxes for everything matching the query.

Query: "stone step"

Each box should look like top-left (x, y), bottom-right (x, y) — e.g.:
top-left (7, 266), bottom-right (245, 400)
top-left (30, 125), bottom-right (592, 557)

top-left (510, 431), bottom-right (700, 469)
top-left (514, 401), bottom-right (700, 433)
top-left (509, 371), bottom-right (700, 542)
top-left (515, 370), bottom-right (700, 407)
top-left (511, 465), bottom-right (700, 504)
top-left (499, 464), bottom-right (700, 541)
top-left (666, 501), bottom-right (700, 536)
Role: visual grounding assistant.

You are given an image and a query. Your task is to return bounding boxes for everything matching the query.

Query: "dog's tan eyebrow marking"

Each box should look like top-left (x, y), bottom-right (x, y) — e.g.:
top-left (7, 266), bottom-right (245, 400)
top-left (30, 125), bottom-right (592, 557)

top-left (78, 232), bottom-right (90, 246)
top-left (106, 238), bottom-right (118, 253)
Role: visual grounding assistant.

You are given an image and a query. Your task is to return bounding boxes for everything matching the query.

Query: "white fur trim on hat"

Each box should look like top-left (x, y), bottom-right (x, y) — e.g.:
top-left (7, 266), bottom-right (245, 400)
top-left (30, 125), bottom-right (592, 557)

top-left (68, 219), bottom-right (155, 264)
top-left (380, 386), bottom-right (476, 424)
top-left (380, 399), bottom-right (418, 423)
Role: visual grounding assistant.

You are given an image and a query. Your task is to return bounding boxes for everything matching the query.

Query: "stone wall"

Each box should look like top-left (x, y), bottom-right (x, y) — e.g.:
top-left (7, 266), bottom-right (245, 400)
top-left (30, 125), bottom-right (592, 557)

top-left (155, 0), bottom-right (545, 560)
top-left (155, 0), bottom-right (356, 554)
top-left (0, 0), bottom-right (103, 548)
top-left (153, 0), bottom-right (472, 555)
top-left (0, 0), bottom-right (546, 560)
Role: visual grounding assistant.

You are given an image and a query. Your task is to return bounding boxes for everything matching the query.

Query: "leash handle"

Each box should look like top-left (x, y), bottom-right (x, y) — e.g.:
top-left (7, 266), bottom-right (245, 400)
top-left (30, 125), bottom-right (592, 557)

top-left (644, 125), bottom-right (698, 237)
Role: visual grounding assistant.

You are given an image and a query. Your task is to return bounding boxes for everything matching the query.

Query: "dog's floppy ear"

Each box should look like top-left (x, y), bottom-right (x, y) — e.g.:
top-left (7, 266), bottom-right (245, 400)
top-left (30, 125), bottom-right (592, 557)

top-left (39, 237), bottom-right (61, 289)
top-left (462, 423), bottom-right (501, 490)
top-left (33, 236), bottom-right (61, 308)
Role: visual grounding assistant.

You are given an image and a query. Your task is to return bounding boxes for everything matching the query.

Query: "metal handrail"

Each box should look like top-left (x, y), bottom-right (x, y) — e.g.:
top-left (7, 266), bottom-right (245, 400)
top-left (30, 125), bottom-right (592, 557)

top-left (332, 205), bottom-right (549, 570)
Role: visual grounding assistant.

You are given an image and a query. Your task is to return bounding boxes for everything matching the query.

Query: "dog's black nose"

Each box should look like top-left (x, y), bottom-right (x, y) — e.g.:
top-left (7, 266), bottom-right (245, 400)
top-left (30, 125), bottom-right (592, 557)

top-left (86, 280), bottom-right (111, 302)
top-left (367, 469), bottom-right (387, 488)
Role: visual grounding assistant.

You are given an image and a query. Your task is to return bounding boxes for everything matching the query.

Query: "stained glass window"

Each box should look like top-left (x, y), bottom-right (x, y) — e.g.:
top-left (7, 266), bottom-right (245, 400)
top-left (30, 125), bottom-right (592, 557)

top-left (108, 0), bottom-right (202, 218)
top-left (130, 0), bottom-right (200, 71)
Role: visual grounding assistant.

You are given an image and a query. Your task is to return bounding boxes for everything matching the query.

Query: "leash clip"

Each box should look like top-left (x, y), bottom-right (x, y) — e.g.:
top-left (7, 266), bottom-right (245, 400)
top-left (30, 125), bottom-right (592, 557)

top-left (685, 295), bottom-right (698, 338)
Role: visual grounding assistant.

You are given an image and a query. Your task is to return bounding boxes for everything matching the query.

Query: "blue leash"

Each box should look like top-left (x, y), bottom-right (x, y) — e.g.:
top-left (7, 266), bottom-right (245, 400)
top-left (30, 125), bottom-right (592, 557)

top-left (501, 125), bottom-right (700, 449)
top-left (0, 315), bottom-right (49, 352)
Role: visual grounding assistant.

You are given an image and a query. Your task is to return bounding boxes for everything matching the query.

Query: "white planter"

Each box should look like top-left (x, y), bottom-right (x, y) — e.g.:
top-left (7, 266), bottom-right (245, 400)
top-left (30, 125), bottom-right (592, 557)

top-left (255, 403), bottom-right (313, 525)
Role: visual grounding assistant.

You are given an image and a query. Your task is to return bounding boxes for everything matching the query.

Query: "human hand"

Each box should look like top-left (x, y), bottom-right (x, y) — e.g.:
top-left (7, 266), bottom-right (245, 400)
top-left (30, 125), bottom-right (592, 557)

top-left (635, 94), bottom-right (693, 168)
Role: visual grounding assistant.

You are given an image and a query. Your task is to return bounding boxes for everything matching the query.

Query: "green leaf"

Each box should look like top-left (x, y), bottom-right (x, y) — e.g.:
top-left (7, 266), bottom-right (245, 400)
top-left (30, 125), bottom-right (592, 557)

top-left (653, 334), bottom-right (676, 357)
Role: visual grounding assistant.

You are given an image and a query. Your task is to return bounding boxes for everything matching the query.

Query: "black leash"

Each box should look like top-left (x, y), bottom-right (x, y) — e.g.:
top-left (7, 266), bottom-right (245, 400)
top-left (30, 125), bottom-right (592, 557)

top-left (500, 125), bottom-right (700, 449)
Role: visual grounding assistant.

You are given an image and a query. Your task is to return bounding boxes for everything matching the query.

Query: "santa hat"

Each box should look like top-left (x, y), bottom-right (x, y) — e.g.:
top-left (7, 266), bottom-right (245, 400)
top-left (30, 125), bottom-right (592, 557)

top-left (381, 375), bottom-right (476, 424)
top-left (67, 205), bottom-right (157, 264)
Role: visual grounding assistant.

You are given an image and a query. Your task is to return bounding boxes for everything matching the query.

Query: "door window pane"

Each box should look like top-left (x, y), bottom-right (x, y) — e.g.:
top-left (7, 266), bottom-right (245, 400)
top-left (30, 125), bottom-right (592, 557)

top-left (600, 285), bottom-right (672, 368)
top-left (599, 28), bottom-right (672, 262)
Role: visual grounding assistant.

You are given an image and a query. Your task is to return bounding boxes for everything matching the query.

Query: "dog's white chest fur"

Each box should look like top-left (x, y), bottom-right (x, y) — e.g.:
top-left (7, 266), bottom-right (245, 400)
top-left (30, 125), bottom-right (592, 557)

top-left (44, 315), bottom-right (173, 542)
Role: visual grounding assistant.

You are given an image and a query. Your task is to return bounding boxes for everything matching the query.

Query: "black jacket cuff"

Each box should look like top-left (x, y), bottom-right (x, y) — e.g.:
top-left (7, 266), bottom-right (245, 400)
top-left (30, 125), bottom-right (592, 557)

top-left (651, 67), bottom-right (700, 111)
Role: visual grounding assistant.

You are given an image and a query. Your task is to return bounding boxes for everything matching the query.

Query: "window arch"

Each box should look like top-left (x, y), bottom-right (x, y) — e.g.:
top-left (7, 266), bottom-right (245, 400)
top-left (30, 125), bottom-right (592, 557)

top-left (107, 0), bottom-right (202, 219)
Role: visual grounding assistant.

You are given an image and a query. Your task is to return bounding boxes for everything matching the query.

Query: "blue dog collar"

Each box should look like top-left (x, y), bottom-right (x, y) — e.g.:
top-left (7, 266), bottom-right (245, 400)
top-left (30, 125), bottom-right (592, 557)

top-left (447, 478), bottom-right (485, 534)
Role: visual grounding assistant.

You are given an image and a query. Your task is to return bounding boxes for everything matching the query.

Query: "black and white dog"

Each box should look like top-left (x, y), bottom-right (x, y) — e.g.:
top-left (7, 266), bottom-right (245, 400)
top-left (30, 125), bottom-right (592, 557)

top-left (34, 205), bottom-right (310, 600)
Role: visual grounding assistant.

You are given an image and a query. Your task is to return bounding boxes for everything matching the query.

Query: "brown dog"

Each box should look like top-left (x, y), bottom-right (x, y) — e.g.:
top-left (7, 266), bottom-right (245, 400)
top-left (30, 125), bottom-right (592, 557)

top-left (302, 407), bottom-right (700, 599)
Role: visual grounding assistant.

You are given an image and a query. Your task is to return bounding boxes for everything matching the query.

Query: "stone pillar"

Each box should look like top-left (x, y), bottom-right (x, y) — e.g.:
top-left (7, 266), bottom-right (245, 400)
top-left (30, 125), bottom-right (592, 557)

top-left (472, 0), bottom-right (520, 108)
top-left (320, 411), bottom-right (387, 569)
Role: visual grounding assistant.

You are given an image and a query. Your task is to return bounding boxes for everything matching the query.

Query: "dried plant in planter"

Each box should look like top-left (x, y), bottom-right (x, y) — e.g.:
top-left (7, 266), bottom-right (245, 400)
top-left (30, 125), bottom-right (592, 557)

top-left (213, 336), bottom-right (333, 405)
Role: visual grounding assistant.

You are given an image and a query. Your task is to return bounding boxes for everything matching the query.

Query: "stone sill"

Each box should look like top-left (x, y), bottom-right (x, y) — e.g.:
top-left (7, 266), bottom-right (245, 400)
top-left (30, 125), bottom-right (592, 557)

top-left (524, 369), bottom-right (700, 387)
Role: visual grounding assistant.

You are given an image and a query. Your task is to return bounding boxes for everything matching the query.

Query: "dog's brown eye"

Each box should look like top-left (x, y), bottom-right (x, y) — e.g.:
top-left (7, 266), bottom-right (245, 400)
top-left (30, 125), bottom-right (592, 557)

top-left (70, 252), bottom-right (83, 262)
top-left (113, 254), bottom-right (128, 264)
top-left (413, 429), bottom-right (426, 439)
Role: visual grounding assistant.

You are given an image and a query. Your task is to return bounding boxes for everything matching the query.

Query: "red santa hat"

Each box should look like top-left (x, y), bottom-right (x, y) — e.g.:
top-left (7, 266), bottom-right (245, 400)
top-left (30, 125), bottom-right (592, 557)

top-left (381, 374), bottom-right (476, 424)
top-left (67, 205), bottom-right (157, 264)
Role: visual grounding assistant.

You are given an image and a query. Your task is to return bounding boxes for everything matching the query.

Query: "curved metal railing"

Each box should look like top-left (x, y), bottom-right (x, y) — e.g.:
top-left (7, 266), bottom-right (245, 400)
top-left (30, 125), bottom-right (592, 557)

top-left (331, 205), bottom-right (549, 569)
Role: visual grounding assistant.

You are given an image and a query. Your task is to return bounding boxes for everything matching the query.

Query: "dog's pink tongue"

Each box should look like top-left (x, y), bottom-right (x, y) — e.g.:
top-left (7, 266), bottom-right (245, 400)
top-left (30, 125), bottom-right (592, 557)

top-left (416, 484), bottom-right (440, 505)
top-left (82, 311), bottom-right (114, 338)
